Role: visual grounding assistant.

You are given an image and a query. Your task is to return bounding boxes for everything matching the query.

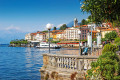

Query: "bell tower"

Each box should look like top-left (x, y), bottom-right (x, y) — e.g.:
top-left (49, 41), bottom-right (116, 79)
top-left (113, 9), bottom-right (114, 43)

top-left (74, 18), bottom-right (78, 27)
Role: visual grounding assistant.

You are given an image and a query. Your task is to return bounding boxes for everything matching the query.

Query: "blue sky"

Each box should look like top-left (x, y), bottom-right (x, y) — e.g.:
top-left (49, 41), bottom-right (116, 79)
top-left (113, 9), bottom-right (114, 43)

top-left (0, 0), bottom-right (90, 43)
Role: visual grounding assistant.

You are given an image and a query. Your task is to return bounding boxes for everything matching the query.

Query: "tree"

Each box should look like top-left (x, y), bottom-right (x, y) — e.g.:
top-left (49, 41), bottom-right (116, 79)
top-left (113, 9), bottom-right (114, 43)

top-left (80, 0), bottom-right (120, 23)
top-left (53, 27), bottom-right (57, 30)
top-left (80, 19), bottom-right (88, 25)
top-left (59, 24), bottom-right (67, 30)
top-left (105, 31), bottom-right (117, 41)
top-left (42, 30), bottom-right (48, 33)
top-left (86, 52), bottom-right (120, 79)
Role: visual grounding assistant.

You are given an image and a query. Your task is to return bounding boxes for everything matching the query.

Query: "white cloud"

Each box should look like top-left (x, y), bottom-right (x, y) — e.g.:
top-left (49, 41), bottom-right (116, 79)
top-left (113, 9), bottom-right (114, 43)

top-left (5, 25), bottom-right (20, 31)
top-left (57, 23), bottom-right (65, 28)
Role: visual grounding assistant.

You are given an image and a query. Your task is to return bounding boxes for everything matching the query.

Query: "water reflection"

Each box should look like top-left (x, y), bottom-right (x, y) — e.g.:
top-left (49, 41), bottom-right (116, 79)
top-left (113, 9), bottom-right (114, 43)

top-left (24, 48), bottom-right (43, 80)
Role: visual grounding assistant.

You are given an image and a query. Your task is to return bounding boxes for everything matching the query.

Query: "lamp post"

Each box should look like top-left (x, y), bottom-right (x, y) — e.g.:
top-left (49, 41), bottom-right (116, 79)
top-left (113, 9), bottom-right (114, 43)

top-left (78, 30), bottom-right (81, 55)
top-left (46, 23), bottom-right (52, 53)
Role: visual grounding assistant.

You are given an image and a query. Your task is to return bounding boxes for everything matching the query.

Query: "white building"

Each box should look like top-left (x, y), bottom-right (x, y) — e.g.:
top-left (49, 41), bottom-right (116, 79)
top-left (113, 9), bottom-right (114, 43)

top-left (88, 23), bottom-right (100, 31)
top-left (25, 32), bottom-right (46, 42)
top-left (64, 27), bottom-right (80, 40)
top-left (56, 32), bottom-right (64, 40)
top-left (34, 32), bottom-right (46, 42)
top-left (25, 33), bottom-right (32, 41)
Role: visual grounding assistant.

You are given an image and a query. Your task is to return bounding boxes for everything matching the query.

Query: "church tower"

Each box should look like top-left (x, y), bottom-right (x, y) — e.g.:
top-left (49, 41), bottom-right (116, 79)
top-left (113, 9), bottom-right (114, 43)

top-left (74, 18), bottom-right (78, 27)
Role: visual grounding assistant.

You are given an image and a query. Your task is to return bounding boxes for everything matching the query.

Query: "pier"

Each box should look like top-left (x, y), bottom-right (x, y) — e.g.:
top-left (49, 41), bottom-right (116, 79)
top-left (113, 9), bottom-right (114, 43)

top-left (40, 53), bottom-right (99, 80)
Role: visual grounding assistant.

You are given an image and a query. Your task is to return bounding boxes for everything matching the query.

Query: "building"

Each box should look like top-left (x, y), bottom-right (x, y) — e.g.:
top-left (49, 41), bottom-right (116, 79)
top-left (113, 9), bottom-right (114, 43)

top-left (56, 31), bottom-right (64, 40)
top-left (30, 33), bottom-right (37, 41)
top-left (52, 30), bottom-right (63, 41)
top-left (45, 31), bottom-right (53, 40)
top-left (88, 23), bottom-right (98, 31)
top-left (25, 33), bottom-right (32, 41)
top-left (89, 30), bottom-right (98, 39)
top-left (63, 27), bottom-right (80, 40)
top-left (34, 31), bottom-right (46, 42)
top-left (96, 27), bottom-right (116, 38)
top-left (102, 22), bottom-right (112, 28)
top-left (80, 25), bottom-right (90, 40)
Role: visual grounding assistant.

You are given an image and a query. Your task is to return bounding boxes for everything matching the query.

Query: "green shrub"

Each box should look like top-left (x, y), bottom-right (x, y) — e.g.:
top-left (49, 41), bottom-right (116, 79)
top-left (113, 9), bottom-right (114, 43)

top-left (105, 31), bottom-right (117, 41)
top-left (92, 38), bottom-right (97, 42)
top-left (51, 41), bottom-right (60, 43)
top-left (81, 39), bottom-right (87, 42)
top-left (114, 37), bottom-right (120, 43)
top-left (74, 39), bottom-right (79, 41)
top-left (86, 52), bottom-right (120, 80)
top-left (10, 39), bottom-right (28, 44)
top-left (102, 44), bottom-right (118, 54)
top-left (101, 38), bottom-right (106, 42)
top-left (117, 43), bottom-right (120, 46)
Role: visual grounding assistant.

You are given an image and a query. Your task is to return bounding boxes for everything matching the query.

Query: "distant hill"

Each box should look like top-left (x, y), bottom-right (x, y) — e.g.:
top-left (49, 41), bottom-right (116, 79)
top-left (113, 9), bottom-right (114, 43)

top-left (0, 29), bottom-right (28, 44)
top-left (66, 21), bottom-right (74, 27)
top-left (66, 21), bottom-right (81, 27)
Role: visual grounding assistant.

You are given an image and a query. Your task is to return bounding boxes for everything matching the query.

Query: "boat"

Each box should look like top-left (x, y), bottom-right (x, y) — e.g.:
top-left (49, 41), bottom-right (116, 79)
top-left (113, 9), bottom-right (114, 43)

top-left (36, 42), bottom-right (61, 49)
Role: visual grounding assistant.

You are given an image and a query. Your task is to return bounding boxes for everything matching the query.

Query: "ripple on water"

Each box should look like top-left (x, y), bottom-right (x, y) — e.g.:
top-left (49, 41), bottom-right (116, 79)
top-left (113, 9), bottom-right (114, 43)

top-left (0, 47), bottom-right (44, 80)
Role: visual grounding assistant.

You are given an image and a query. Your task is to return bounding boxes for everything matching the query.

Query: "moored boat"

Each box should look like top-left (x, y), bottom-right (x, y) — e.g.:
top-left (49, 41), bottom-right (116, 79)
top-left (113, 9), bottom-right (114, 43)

top-left (36, 42), bottom-right (61, 49)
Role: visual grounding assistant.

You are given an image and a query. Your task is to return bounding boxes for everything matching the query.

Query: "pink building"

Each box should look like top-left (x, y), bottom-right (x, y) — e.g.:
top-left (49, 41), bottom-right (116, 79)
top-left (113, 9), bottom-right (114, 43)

top-left (80, 25), bottom-right (89, 40)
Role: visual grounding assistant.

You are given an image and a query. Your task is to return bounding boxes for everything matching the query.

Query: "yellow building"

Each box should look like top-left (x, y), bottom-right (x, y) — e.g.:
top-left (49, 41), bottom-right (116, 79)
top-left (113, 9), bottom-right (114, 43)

top-left (45, 32), bottom-right (53, 40)
top-left (89, 31), bottom-right (98, 39)
top-left (96, 27), bottom-right (116, 38)
top-left (52, 30), bottom-right (63, 41)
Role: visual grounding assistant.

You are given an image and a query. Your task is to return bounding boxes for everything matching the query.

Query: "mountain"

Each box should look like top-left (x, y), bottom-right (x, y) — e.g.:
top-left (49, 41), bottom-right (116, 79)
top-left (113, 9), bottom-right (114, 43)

top-left (0, 29), bottom-right (28, 44)
top-left (66, 21), bottom-right (81, 27)
top-left (66, 21), bottom-right (74, 27)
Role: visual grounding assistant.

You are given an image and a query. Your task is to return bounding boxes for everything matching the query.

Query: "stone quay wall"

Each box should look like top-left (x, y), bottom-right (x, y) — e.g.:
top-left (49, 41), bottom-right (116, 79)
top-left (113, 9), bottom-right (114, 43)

top-left (40, 53), bottom-right (98, 80)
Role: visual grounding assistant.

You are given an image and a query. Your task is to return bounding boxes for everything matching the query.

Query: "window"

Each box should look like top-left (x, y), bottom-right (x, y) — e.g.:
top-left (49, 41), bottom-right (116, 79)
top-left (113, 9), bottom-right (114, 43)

top-left (82, 35), bottom-right (84, 37)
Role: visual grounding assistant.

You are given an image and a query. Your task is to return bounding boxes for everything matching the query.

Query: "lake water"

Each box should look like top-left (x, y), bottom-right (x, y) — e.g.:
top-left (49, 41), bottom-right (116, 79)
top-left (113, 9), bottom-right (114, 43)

top-left (0, 44), bottom-right (79, 80)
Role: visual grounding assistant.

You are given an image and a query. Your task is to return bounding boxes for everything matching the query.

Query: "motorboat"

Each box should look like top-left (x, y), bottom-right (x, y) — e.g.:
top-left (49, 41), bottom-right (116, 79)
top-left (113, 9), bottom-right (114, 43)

top-left (36, 42), bottom-right (61, 49)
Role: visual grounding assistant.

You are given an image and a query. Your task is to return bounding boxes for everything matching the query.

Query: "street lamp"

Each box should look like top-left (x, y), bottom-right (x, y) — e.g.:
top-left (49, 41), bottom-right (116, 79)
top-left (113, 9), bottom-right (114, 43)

top-left (78, 30), bottom-right (81, 55)
top-left (46, 23), bottom-right (52, 53)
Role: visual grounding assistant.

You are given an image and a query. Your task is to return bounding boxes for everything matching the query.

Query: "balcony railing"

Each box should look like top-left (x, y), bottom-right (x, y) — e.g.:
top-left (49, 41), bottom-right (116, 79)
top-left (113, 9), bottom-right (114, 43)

top-left (41, 53), bottom-right (98, 73)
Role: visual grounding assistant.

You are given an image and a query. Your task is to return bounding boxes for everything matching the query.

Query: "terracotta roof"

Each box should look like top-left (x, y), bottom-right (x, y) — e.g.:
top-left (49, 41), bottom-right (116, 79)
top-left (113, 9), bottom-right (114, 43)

top-left (89, 30), bottom-right (98, 33)
top-left (96, 27), bottom-right (108, 29)
top-left (75, 26), bottom-right (79, 27)
top-left (82, 25), bottom-right (88, 27)
top-left (36, 31), bottom-right (41, 33)
top-left (39, 34), bottom-right (46, 35)
top-left (102, 28), bottom-right (115, 31)
top-left (56, 31), bottom-right (64, 34)
top-left (102, 22), bottom-right (113, 28)
top-left (31, 33), bottom-right (37, 35)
